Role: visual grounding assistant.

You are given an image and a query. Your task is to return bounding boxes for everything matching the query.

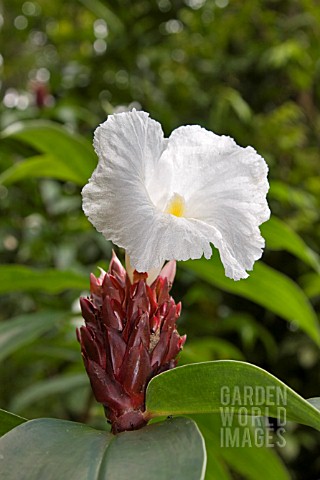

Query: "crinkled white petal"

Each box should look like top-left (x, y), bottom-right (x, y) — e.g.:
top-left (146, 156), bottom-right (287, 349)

top-left (161, 125), bottom-right (270, 280)
top-left (82, 110), bottom-right (270, 280)
top-left (82, 110), bottom-right (169, 261)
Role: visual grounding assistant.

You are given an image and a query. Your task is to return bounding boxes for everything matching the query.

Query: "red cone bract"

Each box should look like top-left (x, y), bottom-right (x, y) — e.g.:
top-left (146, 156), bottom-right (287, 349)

top-left (77, 252), bottom-right (186, 433)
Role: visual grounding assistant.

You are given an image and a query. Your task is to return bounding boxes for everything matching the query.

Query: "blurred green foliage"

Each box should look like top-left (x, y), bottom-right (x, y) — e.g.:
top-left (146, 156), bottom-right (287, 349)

top-left (1, 0), bottom-right (320, 478)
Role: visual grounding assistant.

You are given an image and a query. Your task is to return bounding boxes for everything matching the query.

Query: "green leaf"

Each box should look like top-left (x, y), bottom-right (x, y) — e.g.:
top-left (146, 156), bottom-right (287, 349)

top-left (194, 414), bottom-right (290, 480)
top-left (308, 398), bottom-right (320, 412)
top-left (181, 338), bottom-right (245, 363)
top-left (261, 216), bottom-right (320, 273)
top-left (0, 409), bottom-right (26, 437)
top-left (99, 417), bottom-right (206, 479)
top-left (210, 314), bottom-right (278, 360)
top-left (1, 120), bottom-right (97, 185)
top-left (183, 257), bottom-right (320, 345)
top-left (10, 374), bottom-right (88, 412)
top-left (77, 0), bottom-right (124, 34)
top-left (0, 154), bottom-right (85, 185)
top-left (0, 417), bottom-right (206, 480)
top-left (300, 272), bottom-right (320, 298)
top-left (224, 87), bottom-right (252, 123)
top-left (269, 180), bottom-right (317, 210)
top-left (0, 419), bottom-right (113, 479)
top-left (146, 361), bottom-right (320, 431)
top-left (0, 311), bottom-right (68, 362)
top-left (0, 265), bottom-right (87, 294)
top-left (202, 449), bottom-right (231, 480)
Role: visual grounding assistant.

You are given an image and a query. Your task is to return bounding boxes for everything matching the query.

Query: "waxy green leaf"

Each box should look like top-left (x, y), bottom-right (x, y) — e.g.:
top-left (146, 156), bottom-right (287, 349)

top-left (0, 417), bottom-right (206, 480)
top-left (184, 257), bottom-right (320, 345)
top-left (146, 361), bottom-right (320, 431)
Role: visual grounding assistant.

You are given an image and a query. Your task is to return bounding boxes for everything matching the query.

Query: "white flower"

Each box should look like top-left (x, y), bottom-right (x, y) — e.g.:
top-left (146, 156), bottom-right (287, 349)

top-left (82, 109), bottom-right (270, 281)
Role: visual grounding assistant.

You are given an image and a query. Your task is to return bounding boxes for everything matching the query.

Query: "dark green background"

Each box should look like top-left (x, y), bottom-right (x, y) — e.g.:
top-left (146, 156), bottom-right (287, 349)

top-left (0, 1), bottom-right (319, 478)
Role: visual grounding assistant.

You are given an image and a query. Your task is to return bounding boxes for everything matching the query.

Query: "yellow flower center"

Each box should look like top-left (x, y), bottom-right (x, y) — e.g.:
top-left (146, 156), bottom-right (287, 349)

top-left (165, 193), bottom-right (185, 217)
